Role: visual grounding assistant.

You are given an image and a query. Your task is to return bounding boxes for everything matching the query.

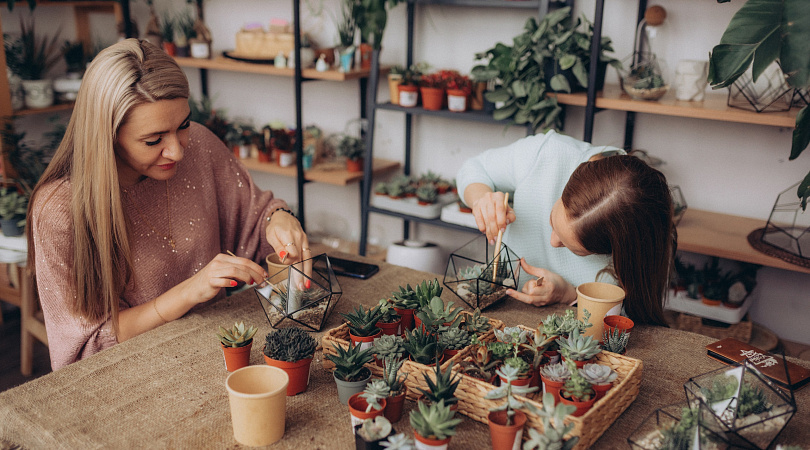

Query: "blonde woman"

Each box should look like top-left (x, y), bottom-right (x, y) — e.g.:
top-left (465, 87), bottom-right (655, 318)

top-left (26, 40), bottom-right (310, 370)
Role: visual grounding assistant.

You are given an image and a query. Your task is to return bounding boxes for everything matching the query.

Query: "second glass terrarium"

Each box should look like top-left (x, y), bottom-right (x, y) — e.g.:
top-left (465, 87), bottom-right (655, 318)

top-left (255, 253), bottom-right (342, 331)
top-left (759, 181), bottom-right (810, 260)
top-left (443, 234), bottom-right (520, 310)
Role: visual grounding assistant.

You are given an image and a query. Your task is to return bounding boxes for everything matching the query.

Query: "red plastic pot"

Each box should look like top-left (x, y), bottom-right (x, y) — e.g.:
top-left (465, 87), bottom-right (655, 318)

top-left (592, 382), bottom-right (612, 402)
top-left (348, 392), bottom-right (387, 429)
top-left (603, 315), bottom-right (635, 334)
top-left (414, 432), bottom-right (451, 449)
top-left (346, 158), bottom-right (364, 173)
top-left (398, 84), bottom-right (419, 107)
top-left (383, 389), bottom-right (407, 423)
top-left (420, 86), bottom-right (444, 110)
top-left (222, 342), bottom-right (252, 372)
top-left (263, 352), bottom-right (313, 396)
top-left (377, 317), bottom-right (402, 336)
top-left (488, 410), bottom-right (527, 450)
top-left (393, 307), bottom-right (415, 333)
top-left (560, 392), bottom-right (595, 417)
top-left (350, 330), bottom-right (382, 351)
top-left (540, 375), bottom-right (565, 405)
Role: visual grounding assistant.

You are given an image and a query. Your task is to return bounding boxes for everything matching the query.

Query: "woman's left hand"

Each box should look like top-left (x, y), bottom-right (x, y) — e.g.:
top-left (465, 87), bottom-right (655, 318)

top-left (506, 258), bottom-right (576, 306)
top-left (266, 210), bottom-right (312, 280)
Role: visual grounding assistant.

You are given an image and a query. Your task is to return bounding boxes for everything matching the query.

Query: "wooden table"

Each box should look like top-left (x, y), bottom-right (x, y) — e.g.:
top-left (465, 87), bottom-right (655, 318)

top-left (1, 252), bottom-right (807, 449)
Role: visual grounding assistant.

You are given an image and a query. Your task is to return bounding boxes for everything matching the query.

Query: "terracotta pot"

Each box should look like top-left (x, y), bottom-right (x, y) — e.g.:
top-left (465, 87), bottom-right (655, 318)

top-left (702, 297), bottom-right (722, 306)
top-left (592, 382), bottom-right (612, 402)
top-left (257, 151), bottom-right (271, 163)
top-left (414, 431), bottom-right (451, 449)
top-left (488, 410), bottom-right (527, 450)
top-left (388, 74), bottom-right (402, 105)
top-left (383, 389), bottom-right (407, 423)
top-left (377, 317), bottom-right (402, 336)
top-left (446, 89), bottom-right (468, 112)
top-left (540, 375), bottom-right (565, 405)
top-left (348, 392), bottom-right (387, 430)
top-left (413, 315), bottom-right (426, 333)
top-left (457, 201), bottom-right (472, 213)
top-left (263, 352), bottom-right (313, 396)
top-left (416, 393), bottom-right (459, 412)
top-left (359, 43), bottom-right (373, 70)
top-left (346, 158), bottom-right (364, 173)
top-left (562, 356), bottom-right (593, 370)
top-left (443, 348), bottom-right (461, 362)
top-left (393, 307), bottom-right (415, 333)
top-left (399, 84), bottom-right (419, 107)
top-left (350, 329), bottom-right (382, 351)
top-left (162, 42), bottom-right (177, 57)
top-left (603, 315), bottom-right (635, 334)
top-left (420, 86), bottom-right (444, 111)
top-left (528, 368), bottom-right (540, 388)
top-left (222, 342), bottom-right (252, 372)
top-left (723, 299), bottom-right (744, 309)
top-left (560, 392), bottom-right (595, 417)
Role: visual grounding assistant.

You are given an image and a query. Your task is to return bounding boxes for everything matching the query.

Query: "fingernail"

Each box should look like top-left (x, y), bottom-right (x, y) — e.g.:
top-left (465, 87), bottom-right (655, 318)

top-left (489, 239), bottom-right (494, 245)
top-left (230, 280), bottom-right (238, 287)
top-left (305, 279), bottom-right (311, 289)
top-left (279, 250), bottom-right (288, 259)
top-left (250, 279), bottom-right (255, 285)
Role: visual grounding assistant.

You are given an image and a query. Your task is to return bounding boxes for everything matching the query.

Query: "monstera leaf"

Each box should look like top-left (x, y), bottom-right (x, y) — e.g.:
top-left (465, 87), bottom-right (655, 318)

top-left (709, 0), bottom-right (810, 207)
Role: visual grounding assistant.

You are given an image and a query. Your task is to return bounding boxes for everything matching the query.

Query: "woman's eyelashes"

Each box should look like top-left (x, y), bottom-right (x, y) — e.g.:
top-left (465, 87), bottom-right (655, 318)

top-left (145, 121), bottom-right (190, 146)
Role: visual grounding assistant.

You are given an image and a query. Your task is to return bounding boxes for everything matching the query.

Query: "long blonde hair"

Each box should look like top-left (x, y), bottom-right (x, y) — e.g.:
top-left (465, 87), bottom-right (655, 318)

top-left (26, 39), bottom-right (189, 335)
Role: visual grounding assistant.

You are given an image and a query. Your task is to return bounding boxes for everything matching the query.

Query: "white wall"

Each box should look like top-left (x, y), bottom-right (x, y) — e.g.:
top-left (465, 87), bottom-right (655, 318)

top-left (6, 0), bottom-right (810, 344)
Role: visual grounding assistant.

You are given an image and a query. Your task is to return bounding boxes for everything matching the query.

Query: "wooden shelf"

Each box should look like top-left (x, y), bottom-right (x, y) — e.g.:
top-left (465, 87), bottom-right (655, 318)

top-left (175, 56), bottom-right (387, 81)
top-left (677, 208), bottom-right (810, 274)
top-left (553, 84), bottom-right (800, 128)
top-left (240, 158), bottom-right (400, 186)
top-left (416, 0), bottom-right (543, 9)
top-left (12, 102), bottom-right (74, 117)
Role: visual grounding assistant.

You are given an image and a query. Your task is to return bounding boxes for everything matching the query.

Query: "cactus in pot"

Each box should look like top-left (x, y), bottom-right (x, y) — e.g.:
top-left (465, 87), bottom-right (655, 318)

top-left (417, 361), bottom-right (461, 407)
top-left (409, 400), bottom-right (462, 444)
top-left (373, 334), bottom-right (406, 362)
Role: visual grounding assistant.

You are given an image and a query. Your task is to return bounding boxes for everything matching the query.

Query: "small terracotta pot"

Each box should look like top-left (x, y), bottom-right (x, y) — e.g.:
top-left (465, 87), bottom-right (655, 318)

top-left (263, 351), bottom-right (313, 396)
top-left (346, 158), bottom-right (364, 173)
top-left (420, 86), bottom-right (445, 110)
top-left (348, 392), bottom-right (387, 431)
top-left (702, 297), bottom-right (722, 306)
top-left (592, 382), bottom-right (612, 401)
top-left (377, 317), bottom-right (402, 336)
top-left (488, 409), bottom-right (527, 450)
top-left (383, 389), bottom-right (407, 423)
top-left (162, 42), bottom-right (177, 56)
top-left (222, 342), bottom-right (252, 372)
top-left (398, 84), bottom-right (419, 107)
top-left (257, 151), bottom-right (271, 163)
top-left (540, 375), bottom-right (565, 405)
top-left (359, 43), bottom-right (373, 70)
top-left (393, 307), bottom-right (415, 333)
top-left (350, 329), bottom-right (382, 351)
top-left (443, 348), bottom-right (461, 362)
top-left (499, 372), bottom-right (531, 388)
top-left (562, 355), bottom-right (593, 369)
top-left (414, 432), bottom-right (451, 449)
top-left (560, 392), bottom-right (595, 417)
top-left (603, 315), bottom-right (635, 334)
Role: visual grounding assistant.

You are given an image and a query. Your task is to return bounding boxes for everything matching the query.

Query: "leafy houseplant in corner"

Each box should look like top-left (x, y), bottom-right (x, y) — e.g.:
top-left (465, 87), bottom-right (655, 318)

top-left (409, 400), bottom-right (462, 450)
top-left (381, 356), bottom-right (409, 423)
top-left (486, 364), bottom-right (538, 450)
top-left (263, 327), bottom-right (317, 396)
top-left (349, 379), bottom-right (390, 431)
top-left (326, 340), bottom-right (375, 404)
top-left (343, 304), bottom-right (384, 349)
top-left (0, 187), bottom-right (28, 237)
top-left (217, 321), bottom-right (258, 372)
top-left (355, 416), bottom-right (395, 450)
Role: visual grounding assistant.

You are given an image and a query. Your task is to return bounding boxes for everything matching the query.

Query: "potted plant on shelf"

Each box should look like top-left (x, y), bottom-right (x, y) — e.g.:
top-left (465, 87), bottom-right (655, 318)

top-left (326, 340), bottom-right (375, 404)
top-left (271, 127), bottom-right (296, 168)
top-left (397, 65), bottom-right (423, 107)
top-left (374, 182), bottom-right (388, 197)
top-left (409, 400), bottom-right (462, 450)
top-left (438, 327), bottom-right (471, 361)
top-left (403, 326), bottom-right (441, 366)
top-left (381, 356), bottom-right (409, 423)
top-left (445, 72), bottom-right (472, 113)
top-left (417, 361), bottom-right (461, 410)
top-left (419, 72), bottom-right (446, 111)
top-left (335, 0), bottom-right (357, 72)
top-left (355, 416), bottom-right (395, 450)
top-left (556, 328), bottom-right (601, 369)
top-left (160, 13), bottom-right (176, 56)
top-left (485, 364), bottom-right (538, 450)
top-left (375, 298), bottom-right (402, 336)
top-left (522, 392), bottom-right (579, 450)
top-left (415, 183), bottom-right (438, 206)
top-left (601, 327), bottom-right (630, 355)
top-left (539, 362), bottom-right (570, 405)
top-left (558, 351), bottom-right (595, 417)
top-left (372, 333), bottom-right (405, 367)
top-left (353, 0), bottom-right (404, 60)
top-left (343, 304), bottom-right (384, 349)
top-left (173, 8), bottom-right (196, 57)
top-left (579, 363), bottom-right (617, 402)
top-left (13, 17), bottom-right (62, 109)
top-left (217, 321), bottom-right (258, 372)
top-left (0, 187), bottom-right (29, 237)
top-left (349, 379), bottom-right (390, 430)
top-left (334, 134), bottom-right (365, 172)
top-left (262, 327), bottom-right (317, 396)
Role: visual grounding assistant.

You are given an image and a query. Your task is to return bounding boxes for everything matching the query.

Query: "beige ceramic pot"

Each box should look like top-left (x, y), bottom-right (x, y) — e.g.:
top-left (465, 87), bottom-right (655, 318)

top-left (225, 365), bottom-right (289, 446)
top-left (576, 282), bottom-right (625, 339)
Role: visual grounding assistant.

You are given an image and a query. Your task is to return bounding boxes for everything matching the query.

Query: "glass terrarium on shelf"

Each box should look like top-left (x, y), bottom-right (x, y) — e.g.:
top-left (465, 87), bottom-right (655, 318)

top-left (683, 360), bottom-right (796, 450)
top-left (627, 403), bottom-right (733, 450)
top-left (727, 63), bottom-right (792, 113)
top-left (255, 253), bottom-right (342, 331)
top-left (443, 234), bottom-right (520, 310)
top-left (760, 181), bottom-right (810, 260)
top-left (671, 185), bottom-right (688, 226)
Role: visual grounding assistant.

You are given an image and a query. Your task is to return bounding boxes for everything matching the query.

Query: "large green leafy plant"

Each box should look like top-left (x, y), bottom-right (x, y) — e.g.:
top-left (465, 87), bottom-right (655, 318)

top-left (708, 0), bottom-right (810, 207)
top-left (354, 0), bottom-right (403, 50)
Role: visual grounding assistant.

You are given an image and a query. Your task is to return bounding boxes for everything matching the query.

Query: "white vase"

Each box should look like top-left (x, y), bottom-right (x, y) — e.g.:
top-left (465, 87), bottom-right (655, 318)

top-left (21, 79), bottom-right (55, 109)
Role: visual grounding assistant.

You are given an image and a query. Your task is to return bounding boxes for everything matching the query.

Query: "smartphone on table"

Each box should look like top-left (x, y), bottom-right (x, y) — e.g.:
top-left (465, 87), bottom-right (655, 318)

top-left (326, 256), bottom-right (379, 279)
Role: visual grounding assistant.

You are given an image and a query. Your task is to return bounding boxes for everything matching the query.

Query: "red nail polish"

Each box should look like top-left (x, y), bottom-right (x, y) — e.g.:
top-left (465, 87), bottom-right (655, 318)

top-left (305, 279), bottom-right (311, 289)
top-left (250, 279), bottom-right (255, 285)
top-left (230, 280), bottom-right (237, 287)
top-left (279, 250), bottom-right (287, 259)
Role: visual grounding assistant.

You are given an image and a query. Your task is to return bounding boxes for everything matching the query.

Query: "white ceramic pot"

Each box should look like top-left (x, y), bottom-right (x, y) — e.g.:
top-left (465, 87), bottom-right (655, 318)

top-left (386, 240), bottom-right (445, 275)
top-left (6, 69), bottom-right (24, 110)
top-left (21, 79), bottom-right (54, 109)
top-left (53, 74), bottom-right (83, 102)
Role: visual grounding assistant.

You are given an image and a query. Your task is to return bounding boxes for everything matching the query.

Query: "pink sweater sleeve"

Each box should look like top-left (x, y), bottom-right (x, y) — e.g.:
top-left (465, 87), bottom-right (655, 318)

top-left (31, 181), bottom-right (119, 370)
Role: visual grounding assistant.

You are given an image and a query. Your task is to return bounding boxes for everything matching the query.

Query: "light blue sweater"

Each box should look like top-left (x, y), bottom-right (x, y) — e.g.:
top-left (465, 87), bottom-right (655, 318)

top-left (456, 130), bottom-right (623, 289)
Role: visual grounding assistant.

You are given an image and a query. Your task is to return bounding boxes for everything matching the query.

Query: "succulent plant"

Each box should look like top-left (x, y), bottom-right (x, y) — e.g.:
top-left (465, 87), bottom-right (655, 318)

top-left (541, 309), bottom-right (592, 339)
top-left (381, 433), bottom-right (414, 450)
top-left (357, 416), bottom-right (392, 442)
top-left (414, 279), bottom-right (443, 309)
top-left (387, 183), bottom-right (405, 198)
top-left (409, 400), bottom-right (462, 441)
top-left (416, 183), bottom-right (438, 204)
top-left (376, 298), bottom-right (401, 323)
top-left (460, 308), bottom-right (492, 335)
top-left (270, 284), bottom-right (324, 312)
top-left (579, 363), bottom-right (617, 385)
top-left (460, 344), bottom-right (499, 381)
top-left (540, 362), bottom-right (571, 382)
top-left (360, 379), bottom-right (390, 412)
top-left (419, 170), bottom-right (442, 185)
top-left (556, 328), bottom-right (601, 362)
top-left (494, 326), bottom-right (532, 346)
top-left (523, 392), bottom-right (579, 450)
top-left (487, 341), bottom-right (513, 361)
top-left (503, 356), bottom-right (531, 377)
top-left (486, 364), bottom-right (538, 425)
top-left (601, 327), bottom-right (630, 354)
top-left (561, 355), bottom-right (594, 401)
top-left (342, 305), bottom-right (383, 337)
top-left (458, 264), bottom-right (484, 281)
top-left (382, 356), bottom-right (409, 396)
top-left (403, 327), bottom-right (440, 366)
top-left (374, 182), bottom-right (388, 195)
top-left (519, 328), bottom-right (558, 370)
top-left (415, 296), bottom-right (463, 331)
top-left (217, 322), bottom-right (258, 348)
top-left (263, 327), bottom-right (317, 362)
top-left (438, 328), bottom-right (472, 351)
top-left (391, 284), bottom-right (420, 310)
top-left (326, 340), bottom-right (374, 382)
top-left (418, 361), bottom-right (461, 406)
top-left (373, 334), bottom-right (406, 361)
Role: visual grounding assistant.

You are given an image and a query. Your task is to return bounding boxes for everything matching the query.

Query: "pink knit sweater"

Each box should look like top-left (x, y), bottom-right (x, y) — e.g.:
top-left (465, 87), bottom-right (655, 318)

top-left (31, 123), bottom-right (287, 370)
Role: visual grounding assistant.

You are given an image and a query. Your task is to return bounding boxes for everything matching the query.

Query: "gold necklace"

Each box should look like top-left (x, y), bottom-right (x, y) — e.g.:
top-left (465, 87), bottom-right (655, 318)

top-left (123, 180), bottom-right (176, 251)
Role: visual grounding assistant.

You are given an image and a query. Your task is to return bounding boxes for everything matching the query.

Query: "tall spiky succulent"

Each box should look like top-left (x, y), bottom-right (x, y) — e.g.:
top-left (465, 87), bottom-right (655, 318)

top-left (460, 308), bottom-right (491, 335)
top-left (263, 327), bottom-right (317, 362)
top-left (409, 400), bottom-right (462, 441)
top-left (217, 322), bottom-right (258, 348)
top-left (373, 334), bottom-right (406, 361)
top-left (360, 379), bottom-right (390, 412)
top-left (403, 327), bottom-right (440, 366)
top-left (391, 284), bottom-right (420, 310)
top-left (438, 328), bottom-right (472, 351)
top-left (523, 393), bottom-right (579, 450)
top-left (579, 363), bottom-right (618, 385)
top-left (601, 327), bottom-right (630, 354)
top-left (342, 304), bottom-right (384, 337)
top-left (326, 340), bottom-right (374, 382)
top-left (416, 183), bottom-right (438, 204)
top-left (556, 328), bottom-right (601, 361)
top-left (540, 362), bottom-right (570, 382)
top-left (418, 361), bottom-right (461, 406)
top-left (414, 279), bottom-right (443, 309)
top-left (382, 356), bottom-right (409, 396)
top-left (542, 309), bottom-right (592, 339)
top-left (415, 296), bottom-right (463, 331)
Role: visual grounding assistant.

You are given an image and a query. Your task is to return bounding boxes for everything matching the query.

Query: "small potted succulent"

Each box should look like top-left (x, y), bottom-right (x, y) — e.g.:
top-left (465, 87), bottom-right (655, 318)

top-left (579, 363), bottom-right (617, 402)
top-left (415, 183), bottom-right (438, 206)
top-left (0, 187), bottom-right (29, 237)
top-left (342, 304), bottom-right (384, 350)
top-left (485, 364), bottom-right (538, 450)
top-left (13, 17), bottom-right (62, 109)
top-left (217, 321), bottom-right (258, 372)
top-left (390, 283), bottom-right (421, 332)
top-left (556, 328), bottom-right (601, 369)
top-left (522, 392), bottom-right (579, 450)
top-left (397, 64), bottom-right (424, 107)
top-left (460, 308), bottom-right (492, 337)
top-left (334, 133), bottom-right (366, 172)
top-left (499, 357), bottom-right (532, 388)
top-left (559, 352), bottom-right (595, 417)
top-left (349, 379), bottom-right (390, 430)
top-left (326, 340), bottom-right (375, 404)
top-left (381, 356), bottom-right (409, 423)
top-left (262, 327), bottom-right (317, 396)
top-left (372, 333), bottom-right (406, 367)
top-left (438, 327), bottom-right (472, 361)
top-left (374, 182), bottom-right (388, 197)
top-left (419, 72), bottom-right (446, 111)
top-left (417, 361), bottom-right (461, 409)
top-left (409, 400), bottom-right (462, 450)
top-left (459, 343), bottom-right (499, 384)
top-left (445, 72), bottom-right (472, 112)
top-left (494, 326), bottom-right (532, 347)
top-left (376, 298), bottom-right (402, 336)
top-left (601, 327), bottom-right (630, 355)
top-left (539, 362), bottom-right (571, 405)
top-left (403, 326), bottom-right (441, 366)
top-left (355, 416), bottom-right (395, 450)
top-left (414, 278), bottom-right (443, 310)
top-left (414, 296), bottom-right (462, 334)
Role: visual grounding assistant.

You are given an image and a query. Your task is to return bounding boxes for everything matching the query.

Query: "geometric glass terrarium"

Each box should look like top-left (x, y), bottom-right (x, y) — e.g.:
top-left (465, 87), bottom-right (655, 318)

top-left (727, 63), bottom-right (792, 113)
top-left (671, 184), bottom-right (688, 226)
top-left (760, 181), bottom-right (810, 259)
top-left (627, 403), bottom-right (734, 450)
top-left (683, 360), bottom-right (797, 450)
top-left (255, 253), bottom-right (342, 331)
top-left (443, 234), bottom-right (520, 310)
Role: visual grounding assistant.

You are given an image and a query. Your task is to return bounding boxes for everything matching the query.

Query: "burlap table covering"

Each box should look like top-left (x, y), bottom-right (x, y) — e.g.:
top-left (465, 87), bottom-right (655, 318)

top-left (1, 252), bottom-right (807, 449)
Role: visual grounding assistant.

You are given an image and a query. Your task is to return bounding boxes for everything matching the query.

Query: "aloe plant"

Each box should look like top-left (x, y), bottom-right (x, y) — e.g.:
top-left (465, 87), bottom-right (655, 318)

top-left (403, 327), bottom-right (440, 366)
top-left (417, 361), bottom-right (461, 407)
top-left (342, 305), bottom-right (383, 337)
top-left (217, 322), bottom-right (257, 348)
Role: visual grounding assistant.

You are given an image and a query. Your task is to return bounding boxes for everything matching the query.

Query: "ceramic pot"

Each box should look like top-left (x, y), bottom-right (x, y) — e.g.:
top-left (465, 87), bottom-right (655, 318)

top-left (393, 307), bottom-right (415, 333)
top-left (560, 392), bottom-right (595, 417)
top-left (263, 352), bottom-right (313, 396)
top-left (277, 150), bottom-right (295, 167)
top-left (541, 374), bottom-right (565, 405)
top-left (414, 432), bottom-right (451, 450)
top-left (346, 158), bottom-right (364, 173)
top-left (377, 317), bottom-right (402, 336)
top-left (348, 392), bottom-right (387, 431)
top-left (388, 73), bottom-right (402, 105)
top-left (340, 47), bottom-right (355, 73)
top-left (222, 342), bottom-right (252, 372)
top-left (21, 79), bottom-right (54, 109)
top-left (420, 87), bottom-right (444, 111)
top-left (446, 89), bottom-right (468, 112)
top-left (383, 389), bottom-right (407, 423)
top-left (576, 282), bottom-right (625, 339)
top-left (399, 85), bottom-right (419, 107)
top-left (488, 409), bottom-right (527, 450)
top-left (334, 369), bottom-right (372, 405)
top-left (226, 366), bottom-right (288, 446)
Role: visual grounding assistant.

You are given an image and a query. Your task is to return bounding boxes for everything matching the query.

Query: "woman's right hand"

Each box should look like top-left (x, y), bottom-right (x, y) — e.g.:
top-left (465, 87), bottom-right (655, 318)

top-left (472, 191), bottom-right (516, 244)
top-left (183, 253), bottom-right (268, 304)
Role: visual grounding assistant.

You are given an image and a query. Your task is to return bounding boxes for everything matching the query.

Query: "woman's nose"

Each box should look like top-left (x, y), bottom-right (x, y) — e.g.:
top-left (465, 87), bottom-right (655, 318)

top-left (163, 135), bottom-right (185, 161)
top-left (550, 230), bottom-right (563, 248)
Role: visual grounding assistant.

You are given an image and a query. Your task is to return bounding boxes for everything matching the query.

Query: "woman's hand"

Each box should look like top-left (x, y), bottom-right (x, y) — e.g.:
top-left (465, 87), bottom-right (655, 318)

top-left (506, 258), bottom-right (577, 307)
top-left (183, 253), bottom-right (268, 304)
top-left (472, 191), bottom-right (516, 244)
top-left (266, 210), bottom-right (312, 283)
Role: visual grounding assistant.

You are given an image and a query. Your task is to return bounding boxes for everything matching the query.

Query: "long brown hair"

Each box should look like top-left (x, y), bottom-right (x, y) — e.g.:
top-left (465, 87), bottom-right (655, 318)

top-left (26, 39), bottom-right (189, 335)
top-left (562, 155), bottom-right (677, 326)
